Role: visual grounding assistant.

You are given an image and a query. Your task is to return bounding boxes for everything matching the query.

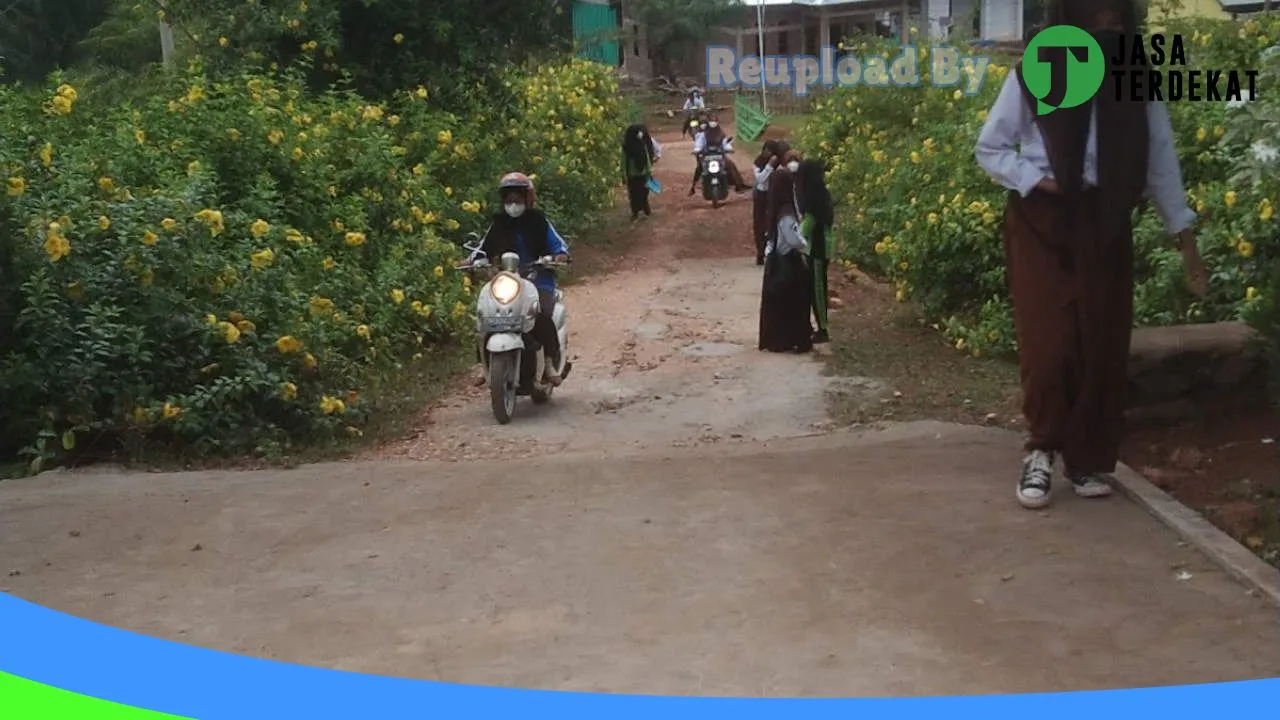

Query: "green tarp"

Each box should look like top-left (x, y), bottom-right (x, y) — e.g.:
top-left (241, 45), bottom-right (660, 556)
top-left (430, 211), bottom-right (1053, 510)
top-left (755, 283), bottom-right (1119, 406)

top-left (572, 1), bottom-right (619, 66)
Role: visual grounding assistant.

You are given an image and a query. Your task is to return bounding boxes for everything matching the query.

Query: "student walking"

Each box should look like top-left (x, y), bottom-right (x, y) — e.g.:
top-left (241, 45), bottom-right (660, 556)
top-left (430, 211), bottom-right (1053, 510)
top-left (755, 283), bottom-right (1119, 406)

top-left (797, 158), bottom-right (835, 345)
top-left (975, 0), bottom-right (1208, 510)
top-left (621, 124), bottom-right (657, 221)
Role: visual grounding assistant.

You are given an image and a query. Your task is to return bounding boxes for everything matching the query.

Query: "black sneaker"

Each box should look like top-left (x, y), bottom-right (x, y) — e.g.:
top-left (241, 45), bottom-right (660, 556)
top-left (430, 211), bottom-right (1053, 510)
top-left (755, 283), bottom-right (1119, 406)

top-left (812, 330), bottom-right (830, 344)
top-left (1066, 472), bottom-right (1114, 499)
top-left (1017, 450), bottom-right (1055, 509)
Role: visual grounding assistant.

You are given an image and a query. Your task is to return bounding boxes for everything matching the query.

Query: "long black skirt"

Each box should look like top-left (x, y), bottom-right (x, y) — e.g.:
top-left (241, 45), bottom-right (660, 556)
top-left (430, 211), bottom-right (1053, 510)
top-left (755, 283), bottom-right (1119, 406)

top-left (759, 251), bottom-right (814, 353)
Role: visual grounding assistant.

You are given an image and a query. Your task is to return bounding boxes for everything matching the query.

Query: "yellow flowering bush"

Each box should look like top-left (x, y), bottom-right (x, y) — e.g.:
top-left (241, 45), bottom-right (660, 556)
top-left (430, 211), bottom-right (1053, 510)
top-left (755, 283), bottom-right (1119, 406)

top-left (799, 22), bottom-right (1280, 359)
top-left (0, 55), bottom-right (620, 468)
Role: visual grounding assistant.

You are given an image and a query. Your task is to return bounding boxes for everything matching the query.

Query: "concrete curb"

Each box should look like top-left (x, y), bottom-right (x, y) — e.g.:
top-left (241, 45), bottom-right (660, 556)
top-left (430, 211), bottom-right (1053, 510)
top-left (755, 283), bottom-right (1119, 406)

top-left (1111, 463), bottom-right (1280, 607)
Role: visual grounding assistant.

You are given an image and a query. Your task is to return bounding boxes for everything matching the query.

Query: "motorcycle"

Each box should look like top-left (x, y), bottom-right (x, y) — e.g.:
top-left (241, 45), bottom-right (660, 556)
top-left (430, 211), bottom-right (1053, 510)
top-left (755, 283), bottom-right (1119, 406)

top-left (698, 137), bottom-right (733, 209)
top-left (456, 234), bottom-right (571, 424)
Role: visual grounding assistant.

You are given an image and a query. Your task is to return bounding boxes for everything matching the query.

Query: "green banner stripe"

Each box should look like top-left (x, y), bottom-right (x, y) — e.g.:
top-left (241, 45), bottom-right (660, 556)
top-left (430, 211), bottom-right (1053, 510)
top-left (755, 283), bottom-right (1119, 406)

top-left (0, 671), bottom-right (192, 719)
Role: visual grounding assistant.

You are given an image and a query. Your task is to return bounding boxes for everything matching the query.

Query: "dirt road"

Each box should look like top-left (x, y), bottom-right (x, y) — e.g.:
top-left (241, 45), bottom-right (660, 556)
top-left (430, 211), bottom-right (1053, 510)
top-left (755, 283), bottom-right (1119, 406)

top-left (371, 132), bottom-right (875, 462)
top-left (3, 129), bottom-right (1280, 696)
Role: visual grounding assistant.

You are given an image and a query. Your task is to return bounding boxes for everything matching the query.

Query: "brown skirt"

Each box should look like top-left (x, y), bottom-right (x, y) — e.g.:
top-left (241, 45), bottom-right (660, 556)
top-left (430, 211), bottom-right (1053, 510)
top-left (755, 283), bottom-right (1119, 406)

top-left (1002, 188), bottom-right (1134, 475)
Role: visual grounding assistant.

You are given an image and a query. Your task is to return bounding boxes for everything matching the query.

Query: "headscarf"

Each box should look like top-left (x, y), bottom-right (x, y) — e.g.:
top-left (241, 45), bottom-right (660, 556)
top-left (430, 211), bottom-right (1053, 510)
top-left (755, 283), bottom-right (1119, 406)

top-left (623, 123), bottom-right (654, 165)
top-left (797, 159), bottom-right (834, 229)
top-left (703, 115), bottom-right (727, 147)
top-left (1015, 0), bottom-right (1148, 229)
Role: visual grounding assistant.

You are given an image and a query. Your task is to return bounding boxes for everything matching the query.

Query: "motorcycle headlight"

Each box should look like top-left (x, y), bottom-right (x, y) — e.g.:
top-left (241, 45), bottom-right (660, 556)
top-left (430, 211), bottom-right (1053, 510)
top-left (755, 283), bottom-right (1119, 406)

top-left (490, 274), bottom-right (520, 305)
top-left (707, 160), bottom-right (721, 174)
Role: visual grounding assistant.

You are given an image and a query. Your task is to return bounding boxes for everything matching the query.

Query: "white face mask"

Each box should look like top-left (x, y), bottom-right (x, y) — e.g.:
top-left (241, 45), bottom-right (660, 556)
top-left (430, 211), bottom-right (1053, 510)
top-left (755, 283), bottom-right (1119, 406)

top-left (504, 202), bottom-right (526, 218)
top-left (787, 160), bottom-right (800, 173)
top-left (708, 121), bottom-right (718, 128)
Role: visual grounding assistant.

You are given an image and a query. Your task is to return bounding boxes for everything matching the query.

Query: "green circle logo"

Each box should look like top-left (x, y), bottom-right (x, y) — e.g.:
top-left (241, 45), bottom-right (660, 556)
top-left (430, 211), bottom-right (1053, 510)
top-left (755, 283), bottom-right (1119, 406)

top-left (1021, 25), bottom-right (1107, 116)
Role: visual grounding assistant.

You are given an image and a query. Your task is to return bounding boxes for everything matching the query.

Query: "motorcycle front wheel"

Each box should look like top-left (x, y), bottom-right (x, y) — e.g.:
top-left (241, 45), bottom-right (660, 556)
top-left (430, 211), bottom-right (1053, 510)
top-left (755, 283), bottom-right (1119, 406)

top-left (488, 351), bottom-right (517, 424)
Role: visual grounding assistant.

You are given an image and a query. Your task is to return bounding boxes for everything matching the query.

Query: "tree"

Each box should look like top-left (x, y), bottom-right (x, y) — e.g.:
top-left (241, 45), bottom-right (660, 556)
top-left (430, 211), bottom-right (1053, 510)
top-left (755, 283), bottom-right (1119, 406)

top-left (0, 0), bottom-right (116, 82)
top-left (624, 0), bottom-right (737, 79)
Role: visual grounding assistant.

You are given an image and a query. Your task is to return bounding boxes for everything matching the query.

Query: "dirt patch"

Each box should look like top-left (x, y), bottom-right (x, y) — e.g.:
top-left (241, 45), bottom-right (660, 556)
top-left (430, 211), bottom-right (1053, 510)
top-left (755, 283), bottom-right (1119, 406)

top-left (822, 267), bottom-right (1022, 428)
top-left (1120, 405), bottom-right (1280, 570)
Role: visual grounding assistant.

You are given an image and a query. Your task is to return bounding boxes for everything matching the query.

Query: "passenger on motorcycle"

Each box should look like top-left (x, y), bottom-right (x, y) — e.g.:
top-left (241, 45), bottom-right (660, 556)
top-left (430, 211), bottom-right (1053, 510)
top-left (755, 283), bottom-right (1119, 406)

top-left (467, 172), bottom-right (570, 386)
top-left (689, 114), bottom-right (751, 195)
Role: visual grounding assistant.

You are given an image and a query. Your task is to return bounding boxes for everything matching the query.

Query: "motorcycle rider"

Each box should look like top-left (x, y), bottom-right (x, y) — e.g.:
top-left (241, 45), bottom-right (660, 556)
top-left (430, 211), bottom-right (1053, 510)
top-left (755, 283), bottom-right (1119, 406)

top-left (681, 87), bottom-right (706, 138)
top-left (690, 114), bottom-right (751, 195)
top-left (467, 172), bottom-right (570, 386)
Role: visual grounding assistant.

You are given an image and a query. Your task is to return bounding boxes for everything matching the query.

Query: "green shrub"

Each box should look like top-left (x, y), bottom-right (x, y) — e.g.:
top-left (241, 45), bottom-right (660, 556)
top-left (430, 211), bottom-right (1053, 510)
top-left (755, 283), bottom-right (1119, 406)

top-left (0, 56), bottom-right (621, 469)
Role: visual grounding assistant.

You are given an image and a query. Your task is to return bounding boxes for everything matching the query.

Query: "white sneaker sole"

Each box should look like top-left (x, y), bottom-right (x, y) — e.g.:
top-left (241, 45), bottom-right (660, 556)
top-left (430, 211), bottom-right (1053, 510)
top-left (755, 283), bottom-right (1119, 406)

top-left (1072, 482), bottom-right (1113, 499)
top-left (1016, 487), bottom-right (1052, 509)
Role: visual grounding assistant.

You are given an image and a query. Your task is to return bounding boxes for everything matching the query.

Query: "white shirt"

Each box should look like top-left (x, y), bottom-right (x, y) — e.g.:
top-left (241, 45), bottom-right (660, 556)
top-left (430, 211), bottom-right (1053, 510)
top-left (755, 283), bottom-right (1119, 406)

top-left (755, 162), bottom-right (775, 192)
top-left (649, 136), bottom-right (663, 160)
top-left (683, 95), bottom-right (706, 111)
top-left (975, 73), bottom-right (1196, 235)
top-left (692, 132), bottom-right (732, 154)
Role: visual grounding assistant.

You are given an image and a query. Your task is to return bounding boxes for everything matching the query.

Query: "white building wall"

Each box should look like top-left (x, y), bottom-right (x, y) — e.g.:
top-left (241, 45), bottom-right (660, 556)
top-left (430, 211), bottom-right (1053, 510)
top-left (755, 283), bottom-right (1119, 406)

top-left (979, 0), bottom-right (1023, 41)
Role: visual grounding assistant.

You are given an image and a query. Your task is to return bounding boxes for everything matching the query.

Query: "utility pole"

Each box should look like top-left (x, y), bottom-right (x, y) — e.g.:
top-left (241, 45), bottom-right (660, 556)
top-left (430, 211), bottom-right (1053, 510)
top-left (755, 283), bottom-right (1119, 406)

top-left (159, 2), bottom-right (175, 65)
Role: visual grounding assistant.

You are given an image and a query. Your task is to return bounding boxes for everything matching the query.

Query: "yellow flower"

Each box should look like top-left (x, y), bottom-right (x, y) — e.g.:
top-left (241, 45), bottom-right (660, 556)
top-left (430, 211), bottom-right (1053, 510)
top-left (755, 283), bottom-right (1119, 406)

top-left (226, 128), bottom-right (242, 141)
top-left (874, 241), bottom-right (888, 255)
top-left (461, 200), bottom-right (481, 213)
top-left (267, 129), bottom-right (284, 145)
top-left (161, 217), bottom-right (178, 232)
top-left (895, 289), bottom-right (905, 303)
top-left (355, 324), bottom-right (372, 340)
top-left (218, 321), bottom-right (241, 344)
top-left (1225, 191), bottom-right (1237, 208)
top-left (344, 231), bottom-right (367, 247)
top-left (205, 313), bottom-right (218, 325)
top-left (291, 146), bottom-right (305, 161)
top-left (393, 32), bottom-right (405, 44)
top-left (1246, 286), bottom-right (1260, 302)
top-left (142, 230), bottom-right (158, 246)
top-left (50, 95), bottom-right (73, 115)
top-left (195, 208), bottom-right (224, 236)
top-left (39, 143), bottom-right (53, 167)
top-left (250, 248), bottom-right (275, 269)
top-left (56, 83), bottom-right (77, 101)
top-left (44, 222), bottom-right (71, 262)
top-left (6, 177), bottom-right (26, 196)
top-left (162, 402), bottom-right (183, 420)
top-left (444, 219), bottom-right (460, 230)
top-left (319, 396), bottom-right (347, 415)
top-left (433, 265), bottom-right (445, 278)
top-left (98, 176), bottom-right (116, 193)
top-left (1214, 125), bottom-right (1225, 138)
top-left (275, 335), bottom-right (304, 354)
top-left (281, 382), bottom-right (298, 401)
top-left (1237, 240), bottom-right (1254, 258)
top-left (236, 319), bottom-right (256, 333)
top-left (437, 129), bottom-right (452, 145)
top-left (452, 301), bottom-right (468, 319)
top-left (301, 40), bottom-right (318, 52)
top-left (218, 36), bottom-right (229, 47)
top-left (1260, 199), bottom-right (1274, 222)
top-left (250, 219), bottom-right (271, 238)
top-left (303, 352), bottom-right (318, 369)
top-left (93, 215), bottom-right (110, 231)
top-left (955, 337), bottom-right (967, 350)
top-left (390, 289), bottom-right (406, 304)
top-left (1196, 127), bottom-right (1208, 142)
top-left (309, 296), bottom-right (335, 316)
top-left (322, 256), bottom-right (335, 270)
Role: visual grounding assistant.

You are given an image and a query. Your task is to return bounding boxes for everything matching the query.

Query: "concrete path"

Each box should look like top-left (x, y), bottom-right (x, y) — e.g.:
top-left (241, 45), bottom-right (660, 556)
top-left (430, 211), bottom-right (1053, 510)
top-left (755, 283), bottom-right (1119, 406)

top-left (3, 422), bottom-right (1278, 697)
top-left (2, 127), bottom-right (1278, 697)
